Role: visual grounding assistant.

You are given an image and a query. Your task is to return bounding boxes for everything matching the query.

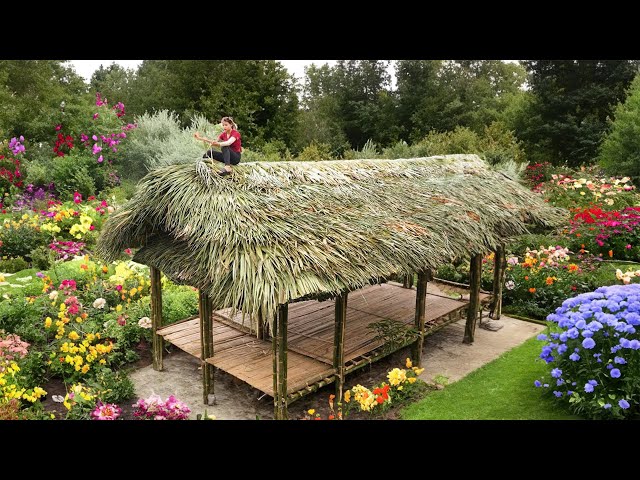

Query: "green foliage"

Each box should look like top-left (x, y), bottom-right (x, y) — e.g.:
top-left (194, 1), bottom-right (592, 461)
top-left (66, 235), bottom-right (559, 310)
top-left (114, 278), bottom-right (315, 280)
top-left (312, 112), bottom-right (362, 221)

top-left (519, 60), bottom-right (639, 167)
top-left (162, 286), bottom-right (199, 324)
top-left (118, 110), bottom-right (213, 179)
top-left (29, 246), bottom-right (54, 270)
top-left (599, 74), bottom-right (640, 178)
top-left (50, 154), bottom-right (97, 201)
top-left (0, 256), bottom-right (30, 273)
top-left (0, 295), bottom-right (45, 343)
top-left (381, 140), bottom-right (413, 159)
top-left (413, 126), bottom-right (481, 157)
top-left (92, 369), bottom-right (135, 404)
top-left (0, 222), bottom-right (50, 260)
top-left (479, 121), bottom-right (526, 165)
top-left (16, 349), bottom-right (47, 389)
top-left (295, 141), bottom-right (334, 161)
top-left (343, 139), bottom-right (380, 159)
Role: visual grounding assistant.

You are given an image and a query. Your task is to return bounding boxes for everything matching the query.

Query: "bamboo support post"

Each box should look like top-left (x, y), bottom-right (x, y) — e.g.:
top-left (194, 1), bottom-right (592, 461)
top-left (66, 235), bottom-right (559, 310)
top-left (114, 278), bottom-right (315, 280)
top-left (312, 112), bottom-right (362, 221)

top-left (333, 293), bottom-right (348, 413)
top-left (271, 311), bottom-right (279, 418)
top-left (403, 273), bottom-right (414, 289)
top-left (150, 266), bottom-right (163, 371)
top-left (463, 253), bottom-right (483, 344)
top-left (198, 291), bottom-right (215, 404)
top-left (256, 307), bottom-right (265, 340)
top-left (491, 243), bottom-right (506, 320)
top-left (412, 271), bottom-right (428, 366)
top-left (275, 304), bottom-right (289, 419)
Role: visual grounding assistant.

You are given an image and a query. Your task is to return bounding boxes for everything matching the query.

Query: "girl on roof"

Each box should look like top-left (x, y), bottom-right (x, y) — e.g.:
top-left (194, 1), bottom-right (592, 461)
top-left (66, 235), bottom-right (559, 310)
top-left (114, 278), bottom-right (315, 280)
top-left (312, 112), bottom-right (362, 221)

top-left (194, 116), bottom-right (242, 176)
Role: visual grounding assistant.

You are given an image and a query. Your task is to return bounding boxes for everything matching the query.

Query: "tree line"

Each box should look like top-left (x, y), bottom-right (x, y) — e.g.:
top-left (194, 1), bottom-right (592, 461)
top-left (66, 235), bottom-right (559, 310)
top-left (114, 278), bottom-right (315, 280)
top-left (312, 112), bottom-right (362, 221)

top-left (1, 59), bottom-right (639, 172)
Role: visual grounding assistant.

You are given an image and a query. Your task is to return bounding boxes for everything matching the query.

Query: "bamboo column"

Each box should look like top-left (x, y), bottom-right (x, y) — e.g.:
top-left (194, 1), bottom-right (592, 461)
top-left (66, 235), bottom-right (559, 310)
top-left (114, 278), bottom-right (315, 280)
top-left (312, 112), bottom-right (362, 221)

top-left (491, 243), bottom-right (507, 320)
top-left (412, 271), bottom-right (429, 366)
top-left (256, 307), bottom-right (265, 340)
top-left (463, 253), bottom-right (483, 344)
top-left (198, 291), bottom-right (215, 404)
top-left (333, 293), bottom-right (348, 412)
top-left (275, 304), bottom-right (289, 420)
top-left (150, 266), bottom-right (163, 371)
top-left (403, 273), bottom-right (414, 289)
top-left (271, 311), bottom-right (279, 419)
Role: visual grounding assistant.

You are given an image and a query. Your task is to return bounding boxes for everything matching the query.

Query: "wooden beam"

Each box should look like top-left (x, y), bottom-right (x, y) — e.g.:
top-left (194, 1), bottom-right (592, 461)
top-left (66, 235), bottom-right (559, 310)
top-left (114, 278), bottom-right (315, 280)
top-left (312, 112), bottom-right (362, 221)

top-left (150, 266), bottom-right (163, 371)
top-left (412, 271), bottom-right (428, 366)
top-left (402, 273), bottom-right (414, 289)
top-left (276, 304), bottom-right (289, 419)
top-left (491, 243), bottom-right (506, 320)
top-left (199, 290), bottom-right (215, 404)
top-left (463, 253), bottom-right (483, 344)
top-left (333, 292), bottom-right (348, 414)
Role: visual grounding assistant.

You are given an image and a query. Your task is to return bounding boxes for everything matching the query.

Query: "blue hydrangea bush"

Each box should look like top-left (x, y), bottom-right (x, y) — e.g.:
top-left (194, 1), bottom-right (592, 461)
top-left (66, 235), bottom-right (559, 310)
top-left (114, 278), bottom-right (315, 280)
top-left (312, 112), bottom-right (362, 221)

top-left (535, 284), bottom-right (640, 419)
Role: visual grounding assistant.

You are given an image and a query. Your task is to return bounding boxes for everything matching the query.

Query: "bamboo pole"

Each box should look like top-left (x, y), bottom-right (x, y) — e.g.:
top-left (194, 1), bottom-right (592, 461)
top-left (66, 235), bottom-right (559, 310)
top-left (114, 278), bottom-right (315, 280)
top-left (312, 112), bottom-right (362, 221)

top-left (257, 307), bottom-right (265, 340)
top-left (491, 243), bottom-right (506, 320)
top-left (199, 291), bottom-right (215, 404)
top-left (402, 273), bottom-right (414, 289)
top-left (276, 304), bottom-right (289, 419)
top-left (272, 311), bottom-right (279, 418)
top-left (333, 293), bottom-right (348, 413)
top-left (463, 253), bottom-right (483, 344)
top-left (150, 266), bottom-right (163, 371)
top-left (412, 271), bottom-right (428, 366)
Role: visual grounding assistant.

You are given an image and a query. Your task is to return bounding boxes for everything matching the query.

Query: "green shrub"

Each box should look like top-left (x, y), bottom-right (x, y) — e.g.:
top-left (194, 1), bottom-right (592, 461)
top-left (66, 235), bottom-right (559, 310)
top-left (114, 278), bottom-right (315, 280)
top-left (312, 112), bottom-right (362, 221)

top-left (382, 140), bottom-right (413, 159)
top-left (50, 154), bottom-right (96, 201)
top-left (0, 256), bottom-right (30, 273)
top-left (29, 246), bottom-right (54, 270)
top-left (343, 139), bottom-right (380, 160)
top-left (0, 222), bottom-right (50, 260)
top-left (92, 369), bottom-right (135, 404)
top-left (295, 141), bottom-right (333, 161)
top-left (162, 286), bottom-right (199, 324)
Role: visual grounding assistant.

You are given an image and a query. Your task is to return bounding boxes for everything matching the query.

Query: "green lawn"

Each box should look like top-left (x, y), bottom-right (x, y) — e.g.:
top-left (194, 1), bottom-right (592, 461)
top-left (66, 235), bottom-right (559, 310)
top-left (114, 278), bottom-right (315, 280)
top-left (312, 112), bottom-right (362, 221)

top-left (401, 336), bottom-right (581, 420)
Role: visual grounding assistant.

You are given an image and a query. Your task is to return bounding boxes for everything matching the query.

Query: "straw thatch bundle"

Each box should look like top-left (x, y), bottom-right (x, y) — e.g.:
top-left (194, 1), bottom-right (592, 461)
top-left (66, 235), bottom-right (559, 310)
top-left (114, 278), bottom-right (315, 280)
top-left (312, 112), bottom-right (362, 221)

top-left (96, 154), bottom-right (566, 320)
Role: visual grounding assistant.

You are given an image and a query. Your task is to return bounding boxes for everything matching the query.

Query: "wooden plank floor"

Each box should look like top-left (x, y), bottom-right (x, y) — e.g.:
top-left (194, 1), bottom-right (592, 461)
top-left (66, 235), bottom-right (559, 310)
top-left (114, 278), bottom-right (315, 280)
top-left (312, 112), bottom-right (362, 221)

top-left (157, 282), bottom-right (489, 397)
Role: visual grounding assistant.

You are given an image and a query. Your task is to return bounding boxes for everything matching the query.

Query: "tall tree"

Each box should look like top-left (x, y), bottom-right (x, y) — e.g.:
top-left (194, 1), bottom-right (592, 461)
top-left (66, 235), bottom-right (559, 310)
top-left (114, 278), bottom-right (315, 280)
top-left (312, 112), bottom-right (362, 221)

top-left (125, 60), bottom-right (299, 148)
top-left (89, 63), bottom-right (136, 110)
top-left (520, 60), bottom-right (639, 166)
top-left (395, 60), bottom-right (526, 142)
top-left (599, 73), bottom-right (640, 178)
top-left (0, 60), bottom-right (89, 142)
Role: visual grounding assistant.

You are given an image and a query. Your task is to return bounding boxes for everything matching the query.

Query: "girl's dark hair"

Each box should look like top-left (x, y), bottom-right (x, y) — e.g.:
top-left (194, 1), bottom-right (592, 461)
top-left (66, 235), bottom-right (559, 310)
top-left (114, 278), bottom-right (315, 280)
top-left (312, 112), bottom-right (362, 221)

top-left (221, 116), bottom-right (238, 130)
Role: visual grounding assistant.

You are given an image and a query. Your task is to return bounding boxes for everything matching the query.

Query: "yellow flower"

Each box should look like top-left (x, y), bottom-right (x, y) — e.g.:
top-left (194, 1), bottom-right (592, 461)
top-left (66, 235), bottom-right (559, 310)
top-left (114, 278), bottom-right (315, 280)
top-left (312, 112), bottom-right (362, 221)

top-left (116, 304), bottom-right (122, 312)
top-left (387, 368), bottom-right (407, 386)
top-left (408, 377), bottom-right (417, 384)
top-left (129, 287), bottom-right (137, 296)
top-left (68, 331), bottom-right (80, 341)
top-left (307, 409), bottom-right (315, 415)
top-left (81, 364), bottom-right (90, 374)
top-left (99, 359), bottom-right (106, 365)
top-left (44, 317), bottom-right (52, 328)
top-left (405, 358), bottom-right (412, 369)
top-left (413, 367), bottom-right (425, 375)
top-left (344, 390), bottom-right (351, 403)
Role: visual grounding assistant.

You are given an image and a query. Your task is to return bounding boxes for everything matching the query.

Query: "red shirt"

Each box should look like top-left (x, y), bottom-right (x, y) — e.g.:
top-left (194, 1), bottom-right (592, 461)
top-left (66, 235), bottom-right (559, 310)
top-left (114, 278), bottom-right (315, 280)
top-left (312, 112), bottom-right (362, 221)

top-left (218, 129), bottom-right (242, 153)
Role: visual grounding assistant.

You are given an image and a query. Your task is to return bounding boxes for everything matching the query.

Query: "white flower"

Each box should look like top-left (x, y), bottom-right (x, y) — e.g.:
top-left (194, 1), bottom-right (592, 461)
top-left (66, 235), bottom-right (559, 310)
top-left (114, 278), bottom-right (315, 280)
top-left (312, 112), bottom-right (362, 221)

top-left (93, 298), bottom-right (106, 309)
top-left (138, 316), bottom-right (152, 329)
top-left (505, 280), bottom-right (515, 290)
top-left (49, 290), bottom-right (59, 300)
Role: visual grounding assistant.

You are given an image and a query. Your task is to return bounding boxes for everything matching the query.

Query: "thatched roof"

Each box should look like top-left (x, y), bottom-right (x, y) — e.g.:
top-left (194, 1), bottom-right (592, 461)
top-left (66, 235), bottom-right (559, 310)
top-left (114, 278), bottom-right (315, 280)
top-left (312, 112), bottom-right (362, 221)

top-left (96, 155), bottom-right (565, 319)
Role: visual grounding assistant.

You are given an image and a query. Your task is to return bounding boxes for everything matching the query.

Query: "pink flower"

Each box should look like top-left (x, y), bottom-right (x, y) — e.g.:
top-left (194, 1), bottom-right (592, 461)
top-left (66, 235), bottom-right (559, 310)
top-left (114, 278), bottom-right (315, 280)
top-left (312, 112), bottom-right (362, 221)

top-left (93, 113), bottom-right (99, 120)
top-left (55, 124), bottom-right (62, 131)
top-left (627, 244), bottom-right (633, 249)
top-left (97, 155), bottom-right (104, 163)
top-left (73, 192), bottom-right (82, 204)
top-left (92, 144), bottom-right (102, 155)
top-left (91, 401), bottom-right (122, 420)
top-left (89, 225), bottom-right (95, 231)
top-left (116, 285), bottom-right (123, 291)
top-left (124, 248), bottom-right (132, 255)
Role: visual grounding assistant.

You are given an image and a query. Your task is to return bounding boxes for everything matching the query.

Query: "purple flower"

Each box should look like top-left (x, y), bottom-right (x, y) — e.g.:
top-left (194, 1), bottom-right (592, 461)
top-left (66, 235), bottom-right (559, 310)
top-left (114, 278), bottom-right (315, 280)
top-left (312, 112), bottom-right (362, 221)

top-left (534, 380), bottom-right (542, 387)
top-left (603, 403), bottom-right (611, 409)
top-left (582, 338), bottom-right (596, 349)
top-left (619, 399), bottom-right (630, 409)
top-left (614, 356), bottom-right (627, 364)
top-left (551, 368), bottom-right (562, 378)
top-left (611, 368), bottom-right (621, 378)
top-left (585, 383), bottom-right (594, 393)
top-left (553, 391), bottom-right (563, 397)
top-left (537, 334), bottom-right (548, 341)
top-left (569, 352), bottom-right (580, 361)
top-left (98, 155), bottom-right (104, 163)
top-left (35, 272), bottom-right (44, 278)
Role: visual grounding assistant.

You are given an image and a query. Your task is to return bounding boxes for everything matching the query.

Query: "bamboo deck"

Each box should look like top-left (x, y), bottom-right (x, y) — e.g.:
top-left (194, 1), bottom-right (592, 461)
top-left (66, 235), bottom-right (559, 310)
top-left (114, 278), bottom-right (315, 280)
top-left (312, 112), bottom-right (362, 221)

top-left (157, 282), bottom-right (490, 399)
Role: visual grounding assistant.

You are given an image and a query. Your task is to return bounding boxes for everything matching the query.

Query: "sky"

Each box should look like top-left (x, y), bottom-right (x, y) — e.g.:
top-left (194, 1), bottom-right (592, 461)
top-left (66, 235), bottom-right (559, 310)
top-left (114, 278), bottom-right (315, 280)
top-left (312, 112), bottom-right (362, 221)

top-left (67, 60), bottom-right (340, 83)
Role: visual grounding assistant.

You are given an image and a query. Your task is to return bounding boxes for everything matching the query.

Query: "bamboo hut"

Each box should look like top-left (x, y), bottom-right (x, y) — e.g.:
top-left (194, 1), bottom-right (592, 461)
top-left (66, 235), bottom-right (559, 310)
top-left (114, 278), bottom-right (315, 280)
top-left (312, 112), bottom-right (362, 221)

top-left (96, 154), bottom-right (565, 419)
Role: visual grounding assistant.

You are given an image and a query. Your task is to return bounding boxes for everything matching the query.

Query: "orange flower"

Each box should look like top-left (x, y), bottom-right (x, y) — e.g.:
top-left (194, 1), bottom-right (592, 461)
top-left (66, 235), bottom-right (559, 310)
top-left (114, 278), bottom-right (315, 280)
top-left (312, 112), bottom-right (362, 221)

top-left (529, 287), bottom-right (536, 294)
top-left (101, 266), bottom-right (108, 274)
top-left (328, 414), bottom-right (335, 420)
top-left (609, 250), bottom-right (613, 257)
top-left (524, 276), bottom-right (529, 281)
top-left (576, 233), bottom-right (581, 237)
top-left (80, 264), bottom-right (88, 270)
top-left (545, 277), bottom-right (554, 285)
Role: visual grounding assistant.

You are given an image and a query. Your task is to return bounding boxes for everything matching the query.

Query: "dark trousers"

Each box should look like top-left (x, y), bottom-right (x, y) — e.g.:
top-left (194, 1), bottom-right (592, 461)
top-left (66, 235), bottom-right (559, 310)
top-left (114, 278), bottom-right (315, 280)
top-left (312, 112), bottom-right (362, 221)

top-left (203, 146), bottom-right (241, 166)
